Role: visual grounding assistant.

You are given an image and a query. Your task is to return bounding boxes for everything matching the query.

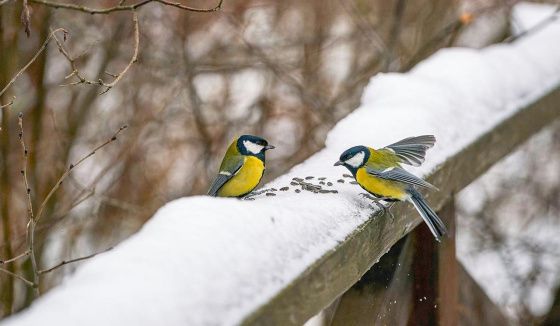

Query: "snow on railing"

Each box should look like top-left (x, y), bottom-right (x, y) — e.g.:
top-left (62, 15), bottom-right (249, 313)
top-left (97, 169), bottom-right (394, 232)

top-left (4, 3), bottom-right (560, 326)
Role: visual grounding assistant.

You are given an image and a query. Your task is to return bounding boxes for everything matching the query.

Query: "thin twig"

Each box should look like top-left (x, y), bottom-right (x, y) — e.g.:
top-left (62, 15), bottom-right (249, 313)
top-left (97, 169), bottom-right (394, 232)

top-left (39, 247), bottom-right (113, 275)
top-left (35, 125), bottom-right (128, 224)
top-left (99, 11), bottom-right (140, 95)
top-left (0, 250), bottom-right (30, 264)
top-left (0, 96), bottom-right (15, 109)
top-left (18, 113), bottom-right (40, 295)
top-left (0, 267), bottom-right (34, 287)
top-left (0, 28), bottom-right (67, 98)
top-left (18, 113), bottom-right (34, 222)
top-left (52, 12), bottom-right (140, 94)
top-left (29, 0), bottom-right (224, 14)
top-left (21, 0), bottom-right (31, 37)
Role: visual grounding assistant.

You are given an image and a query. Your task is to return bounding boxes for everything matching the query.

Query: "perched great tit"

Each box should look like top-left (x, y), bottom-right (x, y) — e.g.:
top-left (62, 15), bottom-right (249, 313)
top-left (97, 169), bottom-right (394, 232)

top-left (208, 135), bottom-right (275, 198)
top-left (334, 135), bottom-right (447, 241)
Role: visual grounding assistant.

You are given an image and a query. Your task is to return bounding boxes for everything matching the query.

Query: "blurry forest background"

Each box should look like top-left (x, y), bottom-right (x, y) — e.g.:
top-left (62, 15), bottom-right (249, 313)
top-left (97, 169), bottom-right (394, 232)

top-left (0, 0), bottom-right (559, 324)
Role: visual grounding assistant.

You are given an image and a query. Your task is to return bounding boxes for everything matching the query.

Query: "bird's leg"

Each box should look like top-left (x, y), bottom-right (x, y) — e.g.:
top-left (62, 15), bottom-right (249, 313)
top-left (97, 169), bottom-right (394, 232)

top-left (384, 201), bottom-right (397, 220)
top-left (359, 193), bottom-right (387, 217)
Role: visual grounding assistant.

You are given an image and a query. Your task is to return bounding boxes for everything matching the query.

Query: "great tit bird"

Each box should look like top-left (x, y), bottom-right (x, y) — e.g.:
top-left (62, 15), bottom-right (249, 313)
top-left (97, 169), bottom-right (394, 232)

top-left (334, 135), bottom-right (447, 241)
top-left (208, 135), bottom-right (275, 198)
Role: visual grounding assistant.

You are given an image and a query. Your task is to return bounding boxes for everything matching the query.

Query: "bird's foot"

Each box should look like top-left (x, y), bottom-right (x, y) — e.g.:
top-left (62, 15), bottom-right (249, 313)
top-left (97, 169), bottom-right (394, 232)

top-left (359, 193), bottom-right (398, 219)
top-left (385, 202), bottom-right (396, 220)
top-left (359, 193), bottom-right (387, 217)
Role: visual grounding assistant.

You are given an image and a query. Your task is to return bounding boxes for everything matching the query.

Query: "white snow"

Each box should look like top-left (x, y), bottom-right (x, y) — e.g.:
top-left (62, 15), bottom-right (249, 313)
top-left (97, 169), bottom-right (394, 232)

top-left (4, 2), bottom-right (560, 325)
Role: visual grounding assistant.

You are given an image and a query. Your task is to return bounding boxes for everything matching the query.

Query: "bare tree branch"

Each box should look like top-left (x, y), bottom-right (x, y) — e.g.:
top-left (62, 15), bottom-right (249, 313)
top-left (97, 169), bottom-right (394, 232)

top-left (0, 250), bottom-right (30, 265)
top-left (99, 11), bottom-right (140, 94)
top-left (18, 113), bottom-right (40, 297)
top-left (0, 28), bottom-right (67, 99)
top-left (35, 125), bottom-right (128, 224)
top-left (29, 0), bottom-right (224, 14)
top-left (21, 0), bottom-right (31, 37)
top-left (0, 267), bottom-right (34, 287)
top-left (53, 12), bottom-right (140, 94)
top-left (0, 96), bottom-right (15, 110)
top-left (18, 113), bottom-right (34, 223)
top-left (38, 247), bottom-right (113, 275)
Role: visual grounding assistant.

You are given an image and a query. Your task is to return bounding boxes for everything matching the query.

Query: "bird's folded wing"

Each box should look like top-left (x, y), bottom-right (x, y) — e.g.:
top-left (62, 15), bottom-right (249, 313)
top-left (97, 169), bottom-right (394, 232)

top-left (207, 156), bottom-right (244, 196)
top-left (366, 166), bottom-right (438, 190)
top-left (382, 135), bottom-right (436, 167)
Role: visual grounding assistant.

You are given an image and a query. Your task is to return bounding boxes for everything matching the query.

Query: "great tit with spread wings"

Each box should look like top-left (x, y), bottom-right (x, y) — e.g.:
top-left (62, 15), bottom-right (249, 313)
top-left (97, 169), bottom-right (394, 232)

top-left (334, 135), bottom-right (447, 241)
top-left (208, 135), bottom-right (275, 198)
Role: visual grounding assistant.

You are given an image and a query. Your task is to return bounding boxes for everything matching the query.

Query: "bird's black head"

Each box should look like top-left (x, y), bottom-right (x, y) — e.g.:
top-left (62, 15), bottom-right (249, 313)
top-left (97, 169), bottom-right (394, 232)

top-left (237, 135), bottom-right (275, 161)
top-left (334, 145), bottom-right (370, 175)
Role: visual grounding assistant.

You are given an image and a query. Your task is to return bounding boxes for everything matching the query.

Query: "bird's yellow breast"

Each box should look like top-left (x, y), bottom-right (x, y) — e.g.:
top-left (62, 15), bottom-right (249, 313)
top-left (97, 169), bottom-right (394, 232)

top-left (355, 168), bottom-right (407, 200)
top-left (218, 156), bottom-right (264, 197)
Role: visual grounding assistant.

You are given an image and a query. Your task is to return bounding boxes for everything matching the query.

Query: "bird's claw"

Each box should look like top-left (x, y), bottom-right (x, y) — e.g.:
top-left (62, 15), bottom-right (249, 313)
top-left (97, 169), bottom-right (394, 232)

top-left (359, 193), bottom-right (397, 220)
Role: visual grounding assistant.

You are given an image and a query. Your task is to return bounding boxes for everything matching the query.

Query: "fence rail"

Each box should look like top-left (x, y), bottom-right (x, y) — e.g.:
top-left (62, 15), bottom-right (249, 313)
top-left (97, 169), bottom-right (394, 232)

top-left (244, 85), bottom-right (560, 325)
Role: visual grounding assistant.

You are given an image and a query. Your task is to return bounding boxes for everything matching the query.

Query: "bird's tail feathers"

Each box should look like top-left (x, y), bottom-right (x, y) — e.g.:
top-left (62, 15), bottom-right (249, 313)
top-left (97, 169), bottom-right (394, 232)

top-left (407, 189), bottom-right (447, 241)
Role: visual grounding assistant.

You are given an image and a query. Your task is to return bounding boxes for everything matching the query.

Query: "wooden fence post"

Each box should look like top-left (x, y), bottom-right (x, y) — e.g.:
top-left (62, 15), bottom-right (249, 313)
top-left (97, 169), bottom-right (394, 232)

top-left (408, 197), bottom-right (458, 326)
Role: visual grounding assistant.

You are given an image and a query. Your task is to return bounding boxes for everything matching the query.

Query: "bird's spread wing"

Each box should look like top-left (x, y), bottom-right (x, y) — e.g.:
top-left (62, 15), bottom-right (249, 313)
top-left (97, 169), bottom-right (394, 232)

top-left (207, 156), bottom-right (244, 196)
top-left (382, 135), bottom-right (436, 167)
top-left (366, 167), bottom-right (437, 190)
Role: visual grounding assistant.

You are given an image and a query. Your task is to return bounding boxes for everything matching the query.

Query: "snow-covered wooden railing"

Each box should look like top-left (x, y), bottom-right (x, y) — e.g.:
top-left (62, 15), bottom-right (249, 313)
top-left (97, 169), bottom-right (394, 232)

top-left (4, 3), bottom-right (560, 326)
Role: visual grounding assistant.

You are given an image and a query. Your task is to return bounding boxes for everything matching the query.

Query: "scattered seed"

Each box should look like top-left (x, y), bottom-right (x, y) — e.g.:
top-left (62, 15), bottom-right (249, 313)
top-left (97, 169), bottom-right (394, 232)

top-left (266, 193), bottom-right (276, 196)
top-left (350, 181), bottom-right (358, 185)
top-left (319, 181), bottom-right (325, 185)
top-left (295, 189), bottom-right (301, 193)
top-left (318, 177), bottom-right (326, 180)
top-left (293, 177), bottom-right (303, 182)
top-left (343, 174), bottom-right (352, 178)
top-left (280, 187), bottom-right (289, 191)
top-left (319, 190), bottom-right (330, 194)
top-left (337, 179), bottom-right (345, 183)
top-left (245, 198), bottom-right (255, 201)
top-left (305, 176), bottom-right (314, 180)
top-left (330, 190), bottom-right (339, 194)
top-left (270, 188), bottom-right (277, 191)
top-left (327, 182), bottom-right (333, 186)
top-left (290, 182), bottom-right (298, 186)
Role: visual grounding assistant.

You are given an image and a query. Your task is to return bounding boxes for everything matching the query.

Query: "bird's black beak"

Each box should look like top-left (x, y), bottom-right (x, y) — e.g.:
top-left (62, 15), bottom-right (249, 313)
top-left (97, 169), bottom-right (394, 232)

top-left (265, 145), bottom-right (275, 150)
top-left (334, 160), bottom-right (344, 166)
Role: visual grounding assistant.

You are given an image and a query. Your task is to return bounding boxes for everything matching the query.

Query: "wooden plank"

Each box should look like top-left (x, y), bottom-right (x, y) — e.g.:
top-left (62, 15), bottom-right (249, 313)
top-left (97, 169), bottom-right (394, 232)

top-left (242, 85), bottom-right (560, 325)
top-left (408, 215), bottom-right (440, 325)
top-left (330, 237), bottom-right (413, 326)
top-left (436, 199), bottom-right (458, 325)
top-left (408, 199), bottom-right (458, 326)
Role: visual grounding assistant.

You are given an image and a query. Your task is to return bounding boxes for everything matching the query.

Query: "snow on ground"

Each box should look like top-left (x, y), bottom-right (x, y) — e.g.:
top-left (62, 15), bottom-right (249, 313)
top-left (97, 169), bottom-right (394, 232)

top-left (4, 2), bottom-right (560, 325)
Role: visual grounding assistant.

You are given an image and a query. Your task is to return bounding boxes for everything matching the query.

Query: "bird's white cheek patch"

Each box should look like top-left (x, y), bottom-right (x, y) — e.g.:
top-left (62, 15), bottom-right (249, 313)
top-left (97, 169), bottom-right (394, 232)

top-left (243, 141), bottom-right (264, 154)
top-left (346, 151), bottom-right (365, 168)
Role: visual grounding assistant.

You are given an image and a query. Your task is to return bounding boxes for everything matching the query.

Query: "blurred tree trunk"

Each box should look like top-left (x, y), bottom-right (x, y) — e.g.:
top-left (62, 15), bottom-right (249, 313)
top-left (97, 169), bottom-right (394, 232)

top-left (0, 2), bottom-right (20, 316)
